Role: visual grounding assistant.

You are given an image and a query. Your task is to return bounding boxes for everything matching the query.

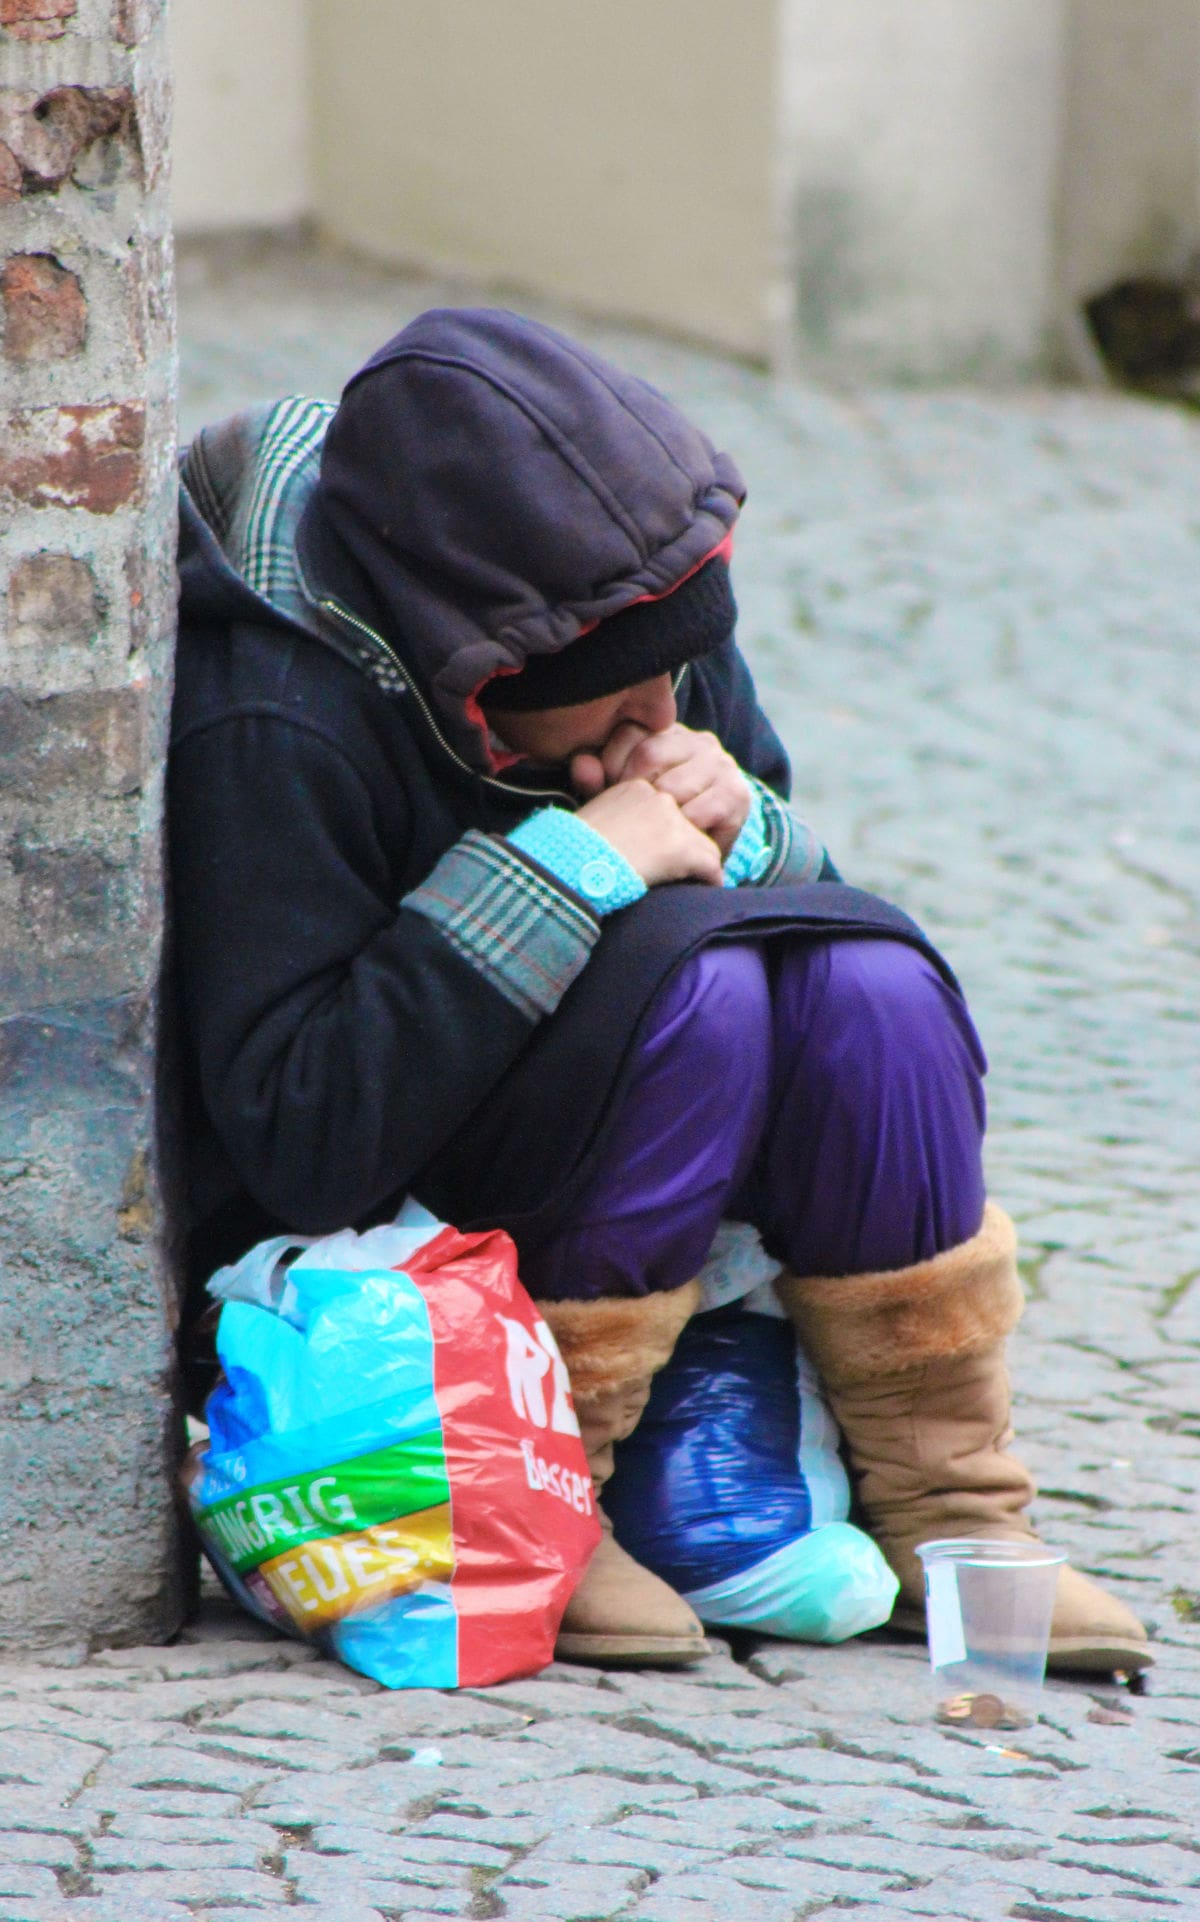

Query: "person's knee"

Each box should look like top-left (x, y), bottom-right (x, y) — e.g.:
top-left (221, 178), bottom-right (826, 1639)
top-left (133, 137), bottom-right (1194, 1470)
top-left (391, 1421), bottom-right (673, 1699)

top-left (764, 938), bottom-right (988, 1269)
top-left (649, 943), bottom-right (773, 1081)
top-left (784, 938), bottom-right (987, 1082)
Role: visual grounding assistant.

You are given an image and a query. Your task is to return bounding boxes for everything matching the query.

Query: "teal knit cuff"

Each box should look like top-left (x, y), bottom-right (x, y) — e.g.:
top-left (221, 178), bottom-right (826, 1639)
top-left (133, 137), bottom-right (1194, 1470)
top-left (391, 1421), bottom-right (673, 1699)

top-left (507, 807), bottom-right (648, 915)
top-left (722, 781), bottom-right (771, 888)
top-left (725, 776), bottom-right (827, 888)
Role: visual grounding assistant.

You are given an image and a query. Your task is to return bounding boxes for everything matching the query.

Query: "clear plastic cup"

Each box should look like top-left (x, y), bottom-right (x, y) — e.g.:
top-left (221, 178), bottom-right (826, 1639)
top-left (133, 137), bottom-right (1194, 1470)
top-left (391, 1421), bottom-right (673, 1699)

top-left (915, 1537), bottom-right (1065, 1730)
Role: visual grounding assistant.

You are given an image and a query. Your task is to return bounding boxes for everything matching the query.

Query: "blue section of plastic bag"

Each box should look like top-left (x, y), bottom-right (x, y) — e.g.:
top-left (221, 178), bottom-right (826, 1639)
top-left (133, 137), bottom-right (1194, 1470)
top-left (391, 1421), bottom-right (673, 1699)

top-left (683, 1524), bottom-right (897, 1643)
top-left (605, 1304), bottom-right (897, 1642)
top-left (200, 1266), bottom-right (441, 1505)
top-left (331, 1586), bottom-right (459, 1690)
top-left (191, 1253), bottom-right (459, 1686)
top-left (606, 1306), bottom-right (820, 1594)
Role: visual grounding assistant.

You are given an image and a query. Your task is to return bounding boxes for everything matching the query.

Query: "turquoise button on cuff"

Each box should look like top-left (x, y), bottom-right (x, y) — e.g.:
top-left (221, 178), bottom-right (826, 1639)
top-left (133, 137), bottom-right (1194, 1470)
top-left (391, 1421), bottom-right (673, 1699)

top-left (578, 855), bottom-right (621, 900)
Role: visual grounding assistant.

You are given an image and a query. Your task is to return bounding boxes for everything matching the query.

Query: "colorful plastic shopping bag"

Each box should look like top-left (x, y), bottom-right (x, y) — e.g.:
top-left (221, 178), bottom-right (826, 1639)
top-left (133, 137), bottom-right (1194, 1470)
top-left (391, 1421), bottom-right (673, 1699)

top-left (184, 1207), bottom-right (600, 1688)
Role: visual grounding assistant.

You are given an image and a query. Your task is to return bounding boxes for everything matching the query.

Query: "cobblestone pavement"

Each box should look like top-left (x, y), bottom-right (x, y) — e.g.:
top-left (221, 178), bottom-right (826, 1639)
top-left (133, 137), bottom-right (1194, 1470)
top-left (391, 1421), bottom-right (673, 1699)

top-left (4, 235), bottom-right (1200, 1922)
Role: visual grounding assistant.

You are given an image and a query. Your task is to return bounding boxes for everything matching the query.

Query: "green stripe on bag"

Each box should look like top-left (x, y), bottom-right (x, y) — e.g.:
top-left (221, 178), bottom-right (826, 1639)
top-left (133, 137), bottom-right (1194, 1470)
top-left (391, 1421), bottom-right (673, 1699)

top-left (197, 1430), bottom-right (450, 1575)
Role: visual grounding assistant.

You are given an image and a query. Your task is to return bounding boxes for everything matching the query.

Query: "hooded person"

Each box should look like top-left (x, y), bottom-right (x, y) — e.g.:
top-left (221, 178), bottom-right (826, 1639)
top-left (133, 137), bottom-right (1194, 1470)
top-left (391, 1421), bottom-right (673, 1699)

top-left (170, 308), bottom-right (1150, 1673)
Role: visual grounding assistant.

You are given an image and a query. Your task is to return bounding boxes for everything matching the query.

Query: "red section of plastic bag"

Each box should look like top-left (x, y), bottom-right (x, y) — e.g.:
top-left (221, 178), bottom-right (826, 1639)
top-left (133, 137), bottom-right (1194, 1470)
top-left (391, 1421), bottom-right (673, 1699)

top-left (402, 1224), bottom-right (600, 1686)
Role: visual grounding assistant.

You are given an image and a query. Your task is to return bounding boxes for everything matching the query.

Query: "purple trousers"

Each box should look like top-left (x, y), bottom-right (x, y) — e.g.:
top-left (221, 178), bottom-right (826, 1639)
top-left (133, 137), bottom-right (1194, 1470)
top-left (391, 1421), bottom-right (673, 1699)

top-left (519, 937), bottom-right (988, 1301)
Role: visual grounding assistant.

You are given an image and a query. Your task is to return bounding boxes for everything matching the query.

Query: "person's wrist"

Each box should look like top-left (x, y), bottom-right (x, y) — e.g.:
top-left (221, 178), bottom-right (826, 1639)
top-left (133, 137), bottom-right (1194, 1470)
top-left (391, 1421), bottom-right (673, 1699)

top-left (507, 807), bottom-right (647, 914)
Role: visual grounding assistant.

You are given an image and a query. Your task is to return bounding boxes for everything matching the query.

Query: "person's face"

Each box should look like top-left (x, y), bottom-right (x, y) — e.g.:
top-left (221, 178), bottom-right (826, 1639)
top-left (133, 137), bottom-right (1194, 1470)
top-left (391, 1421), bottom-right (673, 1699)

top-left (489, 672), bottom-right (678, 765)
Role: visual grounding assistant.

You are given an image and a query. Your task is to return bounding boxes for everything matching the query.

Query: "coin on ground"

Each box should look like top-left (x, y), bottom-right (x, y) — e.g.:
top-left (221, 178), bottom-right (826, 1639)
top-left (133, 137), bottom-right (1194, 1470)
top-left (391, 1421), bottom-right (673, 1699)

top-left (936, 1694), bottom-right (974, 1723)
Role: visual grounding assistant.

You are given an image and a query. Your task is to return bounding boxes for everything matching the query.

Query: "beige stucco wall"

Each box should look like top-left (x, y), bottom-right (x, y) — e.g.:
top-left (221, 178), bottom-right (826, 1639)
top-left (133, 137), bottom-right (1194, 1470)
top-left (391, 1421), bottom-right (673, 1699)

top-left (1056, 0), bottom-right (1200, 307)
top-left (167, 0), bottom-right (1200, 378)
top-left (778, 0), bottom-right (1068, 378)
top-left (307, 0), bottom-right (780, 360)
top-left (170, 0), bottom-right (310, 231)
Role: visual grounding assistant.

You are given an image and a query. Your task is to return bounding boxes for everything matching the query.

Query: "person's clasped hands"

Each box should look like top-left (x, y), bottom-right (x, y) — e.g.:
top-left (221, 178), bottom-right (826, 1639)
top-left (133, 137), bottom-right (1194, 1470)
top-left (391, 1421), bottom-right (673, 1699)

top-left (571, 721), bottom-right (750, 889)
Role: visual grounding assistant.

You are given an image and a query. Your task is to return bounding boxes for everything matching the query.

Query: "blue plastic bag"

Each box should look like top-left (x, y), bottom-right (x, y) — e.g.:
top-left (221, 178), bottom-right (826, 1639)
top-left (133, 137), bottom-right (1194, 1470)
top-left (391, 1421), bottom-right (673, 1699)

top-left (604, 1302), bottom-right (898, 1642)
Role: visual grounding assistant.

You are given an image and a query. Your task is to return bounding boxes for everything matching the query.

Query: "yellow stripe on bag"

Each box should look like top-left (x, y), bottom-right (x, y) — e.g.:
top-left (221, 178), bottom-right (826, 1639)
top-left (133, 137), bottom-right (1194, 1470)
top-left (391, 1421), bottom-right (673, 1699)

top-left (256, 1503), bottom-right (454, 1629)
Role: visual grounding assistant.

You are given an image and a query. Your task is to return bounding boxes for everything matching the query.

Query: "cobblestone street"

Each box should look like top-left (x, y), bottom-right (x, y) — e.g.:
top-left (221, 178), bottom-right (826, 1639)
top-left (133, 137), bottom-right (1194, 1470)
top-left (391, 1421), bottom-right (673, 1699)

top-left (3, 235), bottom-right (1199, 1920)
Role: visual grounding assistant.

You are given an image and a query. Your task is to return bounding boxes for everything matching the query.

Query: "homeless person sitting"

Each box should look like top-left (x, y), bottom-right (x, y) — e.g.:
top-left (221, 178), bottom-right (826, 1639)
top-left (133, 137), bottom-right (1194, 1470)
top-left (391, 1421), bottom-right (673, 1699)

top-left (170, 307), bottom-right (1150, 1675)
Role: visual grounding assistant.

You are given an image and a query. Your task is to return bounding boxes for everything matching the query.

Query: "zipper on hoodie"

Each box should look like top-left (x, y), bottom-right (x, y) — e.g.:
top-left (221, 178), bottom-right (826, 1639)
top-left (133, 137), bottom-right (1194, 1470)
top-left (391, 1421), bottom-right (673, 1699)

top-left (315, 592), bottom-right (575, 805)
top-left (316, 590), bottom-right (691, 809)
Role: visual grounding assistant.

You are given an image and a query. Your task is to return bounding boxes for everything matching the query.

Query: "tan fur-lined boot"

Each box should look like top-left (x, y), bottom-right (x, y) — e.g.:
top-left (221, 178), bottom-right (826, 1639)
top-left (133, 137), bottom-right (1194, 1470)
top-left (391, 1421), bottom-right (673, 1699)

top-left (777, 1204), bottom-right (1151, 1674)
top-left (537, 1280), bottom-right (708, 1666)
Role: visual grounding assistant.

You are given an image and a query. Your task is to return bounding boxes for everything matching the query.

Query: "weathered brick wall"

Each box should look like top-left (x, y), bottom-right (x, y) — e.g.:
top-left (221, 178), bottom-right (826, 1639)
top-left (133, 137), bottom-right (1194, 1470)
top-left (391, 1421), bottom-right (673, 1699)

top-left (0, 0), bottom-right (185, 1646)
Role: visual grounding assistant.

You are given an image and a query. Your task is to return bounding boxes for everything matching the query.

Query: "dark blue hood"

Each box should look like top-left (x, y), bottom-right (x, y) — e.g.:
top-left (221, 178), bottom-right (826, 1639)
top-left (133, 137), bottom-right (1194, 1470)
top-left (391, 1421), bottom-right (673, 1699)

top-left (299, 307), bottom-right (745, 767)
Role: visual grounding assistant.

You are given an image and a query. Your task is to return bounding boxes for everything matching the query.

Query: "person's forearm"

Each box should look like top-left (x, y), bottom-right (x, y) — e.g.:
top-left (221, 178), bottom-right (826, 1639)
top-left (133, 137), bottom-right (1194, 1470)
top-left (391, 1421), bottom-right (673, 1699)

top-left (171, 722), bottom-right (601, 1232)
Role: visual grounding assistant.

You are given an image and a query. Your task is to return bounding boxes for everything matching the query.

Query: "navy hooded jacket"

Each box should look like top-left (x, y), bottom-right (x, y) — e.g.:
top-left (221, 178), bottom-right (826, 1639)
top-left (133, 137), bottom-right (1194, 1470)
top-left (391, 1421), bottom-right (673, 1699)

top-left (169, 310), bottom-right (945, 1293)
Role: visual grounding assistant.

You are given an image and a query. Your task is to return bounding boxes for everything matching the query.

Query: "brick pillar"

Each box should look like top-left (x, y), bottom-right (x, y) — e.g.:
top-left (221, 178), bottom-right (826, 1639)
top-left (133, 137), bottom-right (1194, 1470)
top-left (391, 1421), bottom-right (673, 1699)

top-left (0, 0), bottom-right (185, 1646)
